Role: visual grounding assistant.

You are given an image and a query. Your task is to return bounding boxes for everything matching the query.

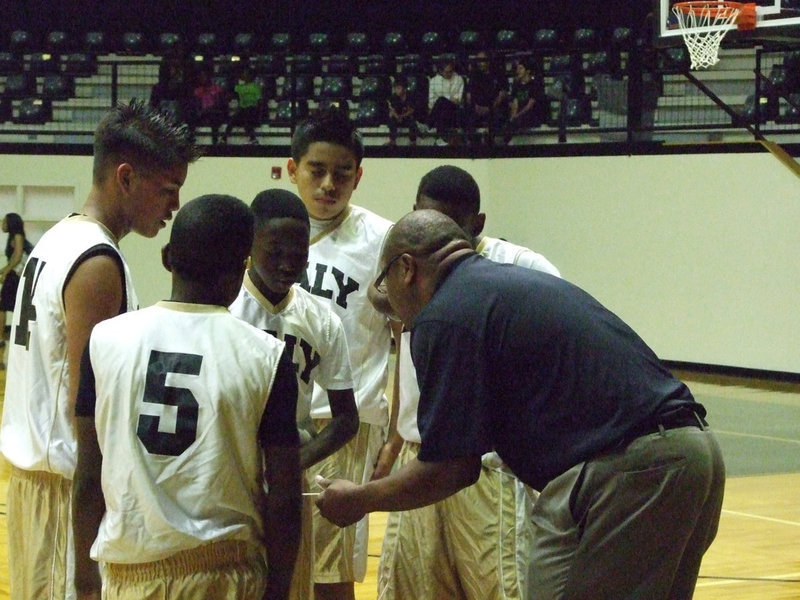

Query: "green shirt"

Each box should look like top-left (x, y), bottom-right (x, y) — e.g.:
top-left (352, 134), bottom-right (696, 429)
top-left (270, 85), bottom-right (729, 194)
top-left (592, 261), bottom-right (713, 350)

top-left (235, 81), bottom-right (262, 108)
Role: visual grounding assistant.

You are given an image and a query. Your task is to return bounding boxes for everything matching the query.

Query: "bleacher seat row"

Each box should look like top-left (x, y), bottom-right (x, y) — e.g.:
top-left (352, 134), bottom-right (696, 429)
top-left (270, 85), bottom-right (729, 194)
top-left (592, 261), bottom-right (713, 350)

top-left (1, 26), bottom-right (800, 137)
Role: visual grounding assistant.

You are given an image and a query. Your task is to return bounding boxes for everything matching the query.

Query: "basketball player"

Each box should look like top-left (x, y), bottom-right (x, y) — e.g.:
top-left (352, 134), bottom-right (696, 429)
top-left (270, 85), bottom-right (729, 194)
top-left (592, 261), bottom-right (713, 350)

top-left (229, 188), bottom-right (359, 600)
top-left (286, 109), bottom-right (396, 600)
top-left (72, 194), bottom-right (302, 600)
top-left (0, 100), bottom-right (199, 600)
top-left (372, 165), bottom-right (560, 600)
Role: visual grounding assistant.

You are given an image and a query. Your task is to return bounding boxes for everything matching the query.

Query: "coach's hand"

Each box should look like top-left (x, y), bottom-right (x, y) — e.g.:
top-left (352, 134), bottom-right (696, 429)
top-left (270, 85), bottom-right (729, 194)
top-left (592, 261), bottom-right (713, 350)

top-left (315, 477), bottom-right (366, 527)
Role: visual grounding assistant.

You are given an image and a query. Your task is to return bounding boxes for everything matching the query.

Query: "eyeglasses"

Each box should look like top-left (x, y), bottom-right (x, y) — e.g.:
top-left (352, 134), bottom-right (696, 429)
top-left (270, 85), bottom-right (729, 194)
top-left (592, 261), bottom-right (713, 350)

top-left (374, 253), bottom-right (404, 293)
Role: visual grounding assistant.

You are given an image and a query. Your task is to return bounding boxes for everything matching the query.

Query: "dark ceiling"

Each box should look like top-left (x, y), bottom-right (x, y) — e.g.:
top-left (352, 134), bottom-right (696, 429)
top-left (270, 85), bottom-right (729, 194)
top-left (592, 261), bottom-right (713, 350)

top-left (0, 1), bottom-right (651, 42)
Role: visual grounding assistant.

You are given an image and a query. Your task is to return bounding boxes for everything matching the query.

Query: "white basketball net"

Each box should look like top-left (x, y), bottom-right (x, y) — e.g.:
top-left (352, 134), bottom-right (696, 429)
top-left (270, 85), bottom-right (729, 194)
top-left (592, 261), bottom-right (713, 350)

top-left (672, 2), bottom-right (742, 69)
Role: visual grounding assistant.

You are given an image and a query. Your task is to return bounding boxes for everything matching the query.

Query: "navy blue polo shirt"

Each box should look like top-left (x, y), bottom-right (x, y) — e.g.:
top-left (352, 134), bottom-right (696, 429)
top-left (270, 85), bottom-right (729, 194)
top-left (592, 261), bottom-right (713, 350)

top-left (410, 253), bottom-right (699, 491)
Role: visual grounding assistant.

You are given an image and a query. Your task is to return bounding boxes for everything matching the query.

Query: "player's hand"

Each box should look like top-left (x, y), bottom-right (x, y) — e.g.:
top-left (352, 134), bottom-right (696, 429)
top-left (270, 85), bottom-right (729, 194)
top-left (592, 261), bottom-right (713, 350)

top-left (315, 477), bottom-right (365, 527)
top-left (371, 441), bottom-right (400, 481)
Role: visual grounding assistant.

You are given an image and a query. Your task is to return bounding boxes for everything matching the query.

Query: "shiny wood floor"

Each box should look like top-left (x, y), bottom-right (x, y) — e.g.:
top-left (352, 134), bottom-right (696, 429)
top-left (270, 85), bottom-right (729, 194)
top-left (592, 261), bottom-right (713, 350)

top-left (355, 369), bottom-right (800, 600)
top-left (0, 367), bottom-right (798, 599)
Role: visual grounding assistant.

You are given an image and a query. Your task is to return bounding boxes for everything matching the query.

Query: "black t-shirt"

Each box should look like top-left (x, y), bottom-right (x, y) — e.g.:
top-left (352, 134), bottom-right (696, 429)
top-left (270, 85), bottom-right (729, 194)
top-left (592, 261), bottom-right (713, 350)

top-left (510, 77), bottom-right (544, 106)
top-left (510, 77), bottom-right (546, 124)
top-left (411, 254), bottom-right (699, 490)
top-left (388, 93), bottom-right (414, 115)
top-left (467, 71), bottom-right (504, 107)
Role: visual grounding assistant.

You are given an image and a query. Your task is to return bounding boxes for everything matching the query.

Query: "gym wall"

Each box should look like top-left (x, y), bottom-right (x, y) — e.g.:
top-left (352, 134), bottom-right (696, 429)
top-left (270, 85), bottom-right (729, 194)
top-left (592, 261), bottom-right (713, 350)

top-left (0, 150), bottom-right (796, 374)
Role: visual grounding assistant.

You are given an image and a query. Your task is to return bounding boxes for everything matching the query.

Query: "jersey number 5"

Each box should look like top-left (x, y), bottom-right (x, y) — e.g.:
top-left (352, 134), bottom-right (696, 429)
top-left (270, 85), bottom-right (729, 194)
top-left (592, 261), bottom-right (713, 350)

top-left (138, 350), bottom-right (202, 456)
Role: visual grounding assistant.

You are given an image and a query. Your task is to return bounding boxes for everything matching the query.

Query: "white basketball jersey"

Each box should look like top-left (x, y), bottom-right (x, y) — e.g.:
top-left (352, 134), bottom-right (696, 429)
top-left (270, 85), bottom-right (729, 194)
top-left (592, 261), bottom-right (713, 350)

top-left (88, 302), bottom-right (286, 564)
top-left (476, 236), bottom-right (561, 277)
top-left (301, 205), bottom-right (392, 425)
top-left (230, 273), bottom-right (354, 428)
top-left (396, 330), bottom-right (420, 442)
top-left (396, 237), bottom-right (560, 442)
top-left (0, 215), bottom-right (138, 479)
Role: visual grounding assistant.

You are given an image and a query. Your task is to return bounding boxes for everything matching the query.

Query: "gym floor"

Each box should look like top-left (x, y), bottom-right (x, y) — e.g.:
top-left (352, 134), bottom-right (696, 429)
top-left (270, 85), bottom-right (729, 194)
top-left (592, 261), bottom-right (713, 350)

top-left (0, 367), bottom-right (797, 599)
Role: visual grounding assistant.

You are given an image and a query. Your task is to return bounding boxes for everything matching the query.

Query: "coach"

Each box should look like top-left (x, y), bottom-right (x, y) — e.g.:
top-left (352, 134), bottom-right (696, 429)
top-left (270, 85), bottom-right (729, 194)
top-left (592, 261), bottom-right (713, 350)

top-left (317, 209), bottom-right (725, 599)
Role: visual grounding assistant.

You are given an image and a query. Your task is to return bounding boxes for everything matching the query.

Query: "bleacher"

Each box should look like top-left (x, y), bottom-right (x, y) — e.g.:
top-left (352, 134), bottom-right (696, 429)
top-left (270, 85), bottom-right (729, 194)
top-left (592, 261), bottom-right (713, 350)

top-left (1, 26), bottom-right (799, 147)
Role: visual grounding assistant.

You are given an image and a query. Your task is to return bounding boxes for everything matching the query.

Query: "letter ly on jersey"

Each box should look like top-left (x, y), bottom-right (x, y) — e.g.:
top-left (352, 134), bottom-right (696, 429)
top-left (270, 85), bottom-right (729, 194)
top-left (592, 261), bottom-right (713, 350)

top-left (299, 262), bottom-right (359, 309)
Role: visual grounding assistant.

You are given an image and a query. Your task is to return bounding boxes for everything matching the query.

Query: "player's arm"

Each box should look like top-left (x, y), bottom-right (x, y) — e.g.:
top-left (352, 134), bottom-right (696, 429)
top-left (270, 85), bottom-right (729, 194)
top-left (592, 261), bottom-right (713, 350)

top-left (64, 253), bottom-right (125, 419)
top-left (260, 349), bottom-right (302, 600)
top-left (300, 387), bottom-right (358, 470)
top-left (371, 325), bottom-right (404, 480)
top-left (72, 344), bottom-right (104, 599)
top-left (317, 454), bottom-right (481, 527)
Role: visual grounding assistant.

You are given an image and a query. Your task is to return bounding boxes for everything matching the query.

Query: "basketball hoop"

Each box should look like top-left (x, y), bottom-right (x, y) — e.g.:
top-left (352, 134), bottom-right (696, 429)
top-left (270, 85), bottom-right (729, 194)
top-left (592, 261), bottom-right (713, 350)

top-left (672, 2), bottom-right (757, 69)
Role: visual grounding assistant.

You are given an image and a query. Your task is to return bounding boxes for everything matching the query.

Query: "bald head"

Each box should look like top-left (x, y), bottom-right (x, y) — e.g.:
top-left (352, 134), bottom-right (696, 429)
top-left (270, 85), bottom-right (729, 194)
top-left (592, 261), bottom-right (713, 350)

top-left (383, 209), bottom-right (472, 262)
top-left (378, 210), bottom-right (473, 325)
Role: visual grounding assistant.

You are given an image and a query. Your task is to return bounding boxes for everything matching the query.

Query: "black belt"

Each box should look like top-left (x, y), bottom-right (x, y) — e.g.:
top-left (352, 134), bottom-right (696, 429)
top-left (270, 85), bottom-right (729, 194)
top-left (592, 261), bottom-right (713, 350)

top-left (614, 405), bottom-right (706, 450)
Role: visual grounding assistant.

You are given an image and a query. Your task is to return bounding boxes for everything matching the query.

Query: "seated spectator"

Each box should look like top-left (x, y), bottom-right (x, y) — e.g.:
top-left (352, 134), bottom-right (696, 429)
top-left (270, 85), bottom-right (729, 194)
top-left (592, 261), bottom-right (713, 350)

top-left (222, 66), bottom-right (263, 145)
top-left (427, 57), bottom-right (465, 144)
top-left (149, 57), bottom-right (193, 125)
top-left (386, 78), bottom-right (418, 146)
top-left (189, 67), bottom-right (228, 145)
top-left (318, 98), bottom-right (350, 120)
top-left (465, 50), bottom-right (508, 143)
top-left (501, 57), bottom-right (548, 144)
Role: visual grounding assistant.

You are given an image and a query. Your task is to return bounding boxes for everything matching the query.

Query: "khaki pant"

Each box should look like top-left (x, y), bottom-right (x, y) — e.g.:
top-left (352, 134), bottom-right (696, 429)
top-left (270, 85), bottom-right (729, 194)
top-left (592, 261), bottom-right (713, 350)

top-left (529, 425), bottom-right (725, 599)
top-left (7, 466), bottom-right (75, 600)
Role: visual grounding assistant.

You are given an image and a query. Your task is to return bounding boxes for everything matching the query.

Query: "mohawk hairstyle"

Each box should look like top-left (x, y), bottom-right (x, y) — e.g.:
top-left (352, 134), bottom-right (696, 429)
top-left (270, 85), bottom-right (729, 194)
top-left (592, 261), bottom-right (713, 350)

top-left (92, 99), bottom-right (200, 183)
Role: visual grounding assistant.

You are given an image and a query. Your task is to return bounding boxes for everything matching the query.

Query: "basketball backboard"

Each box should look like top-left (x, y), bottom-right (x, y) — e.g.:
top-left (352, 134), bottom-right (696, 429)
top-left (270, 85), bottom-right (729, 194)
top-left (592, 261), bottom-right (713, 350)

top-left (654, 0), bottom-right (800, 45)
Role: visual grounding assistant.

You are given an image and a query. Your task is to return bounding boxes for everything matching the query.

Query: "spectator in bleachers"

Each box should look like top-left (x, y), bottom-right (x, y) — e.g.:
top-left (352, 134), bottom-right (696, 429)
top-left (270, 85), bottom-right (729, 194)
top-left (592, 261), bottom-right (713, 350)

top-left (386, 78), bottom-right (418, 146)
top-left (427, 56), bottom-right (465, 145)
top-left (501, 57), bottom-right (548, 144)
top-left (149, 57), bottom-right (194, 125)
top-left (188, 67), bottom-right (228, 145)
top-left (222, 66), bottom-right (263, 145)
top-left (465, 50), bottom-right (509, 144)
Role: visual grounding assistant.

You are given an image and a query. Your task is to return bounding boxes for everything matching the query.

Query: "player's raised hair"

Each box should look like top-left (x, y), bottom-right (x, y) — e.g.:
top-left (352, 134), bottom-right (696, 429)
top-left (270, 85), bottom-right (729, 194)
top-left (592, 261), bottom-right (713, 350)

top-left (92, 99), bottom-right (200, 183)
top-left (291, 108), bottom-right (364, 166)
top-left (168, 194), bottom-right (253, 283)
top-left (251, 189), bottom-right (310, 228)
top-left (384, 209), bottom-right (471, 261)
top-left (417, 165), bottom-right (481, 216)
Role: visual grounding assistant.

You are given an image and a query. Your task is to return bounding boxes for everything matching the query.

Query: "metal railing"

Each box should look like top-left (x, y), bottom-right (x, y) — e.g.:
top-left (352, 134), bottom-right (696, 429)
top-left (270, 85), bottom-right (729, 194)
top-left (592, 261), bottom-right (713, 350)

top-left (0, 46), bottom-right (798, 148)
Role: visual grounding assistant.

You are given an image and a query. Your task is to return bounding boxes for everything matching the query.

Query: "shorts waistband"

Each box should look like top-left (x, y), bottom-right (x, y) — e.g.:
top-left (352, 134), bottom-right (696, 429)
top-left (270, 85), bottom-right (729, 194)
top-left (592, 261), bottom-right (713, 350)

top-left (105, 540), bottom-right (262, 582)
top-left (10, 466), bottom-right (68, 486)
